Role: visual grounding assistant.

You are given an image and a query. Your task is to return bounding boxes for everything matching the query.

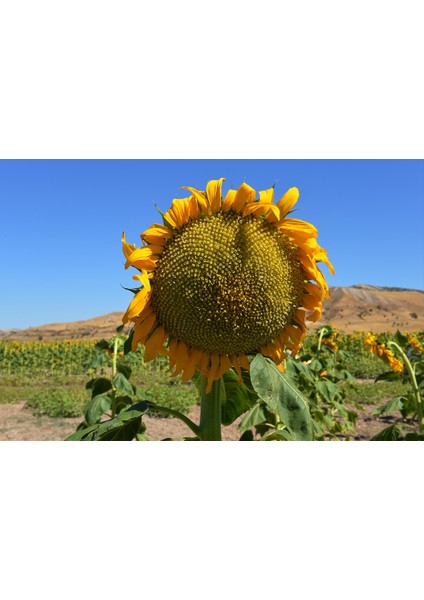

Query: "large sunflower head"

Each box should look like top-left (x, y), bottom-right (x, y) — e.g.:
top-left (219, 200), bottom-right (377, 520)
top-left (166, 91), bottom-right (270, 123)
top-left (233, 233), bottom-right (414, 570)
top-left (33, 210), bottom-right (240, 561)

top-left (122, 178), bottom-right (334, 392)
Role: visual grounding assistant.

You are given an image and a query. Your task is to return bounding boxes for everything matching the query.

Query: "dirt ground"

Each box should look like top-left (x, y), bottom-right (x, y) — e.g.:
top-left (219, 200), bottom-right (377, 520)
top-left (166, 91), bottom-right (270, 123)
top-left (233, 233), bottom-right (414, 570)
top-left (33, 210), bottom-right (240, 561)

top-left (0, 401), bottom-right (411, 441)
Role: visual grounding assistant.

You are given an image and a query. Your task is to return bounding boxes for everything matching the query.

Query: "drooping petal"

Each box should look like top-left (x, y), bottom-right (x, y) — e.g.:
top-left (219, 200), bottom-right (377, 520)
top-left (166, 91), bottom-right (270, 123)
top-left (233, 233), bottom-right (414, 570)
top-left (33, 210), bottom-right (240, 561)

top-left (122, 232), bottom-right (136, 261)
top-left (144, 326), bottom-right (168, 362)
top-left (172, 340), bottom-right (190, 376)
top-left (216, 354), bottom-right (232, 379)
top-left (131, 311), bottom-right (156, 350)
top-left (206, 178), bottom-right (225, 213)
top-left (230, 354), bottom-right (242, 382)
top-left (141, 224), bottom-right (173, 241)
top-left (278, 218), bottom-right (318, 239)
top-left (206, 353), bottom-right (220, 394)
top-left (124, 246), bottom-right (153, 269)
top-left (122, 287), bottom-right (150, 323)
top-left (181, 348), bottom-right (203, 383)
top-left (238, 354), bottom-right (250, 371)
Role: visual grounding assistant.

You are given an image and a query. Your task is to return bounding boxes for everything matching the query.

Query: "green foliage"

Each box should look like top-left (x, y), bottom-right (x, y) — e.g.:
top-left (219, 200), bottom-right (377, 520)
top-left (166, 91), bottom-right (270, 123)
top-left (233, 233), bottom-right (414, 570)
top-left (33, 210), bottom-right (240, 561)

top-left (26, 388), bottom-right (86, 418)
top-left (288, 326), bottom-right (359, 440)
top-left (365, 330), bottom-right (424, 440)
top-left (248, 354), bottom-right (313, 441)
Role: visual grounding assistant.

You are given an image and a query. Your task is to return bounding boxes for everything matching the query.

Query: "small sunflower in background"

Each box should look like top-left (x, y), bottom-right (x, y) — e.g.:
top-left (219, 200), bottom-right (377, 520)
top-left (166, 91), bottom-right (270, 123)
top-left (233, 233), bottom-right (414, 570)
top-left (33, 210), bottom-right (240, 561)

top-left (122, 178), bottom-right (334, 392)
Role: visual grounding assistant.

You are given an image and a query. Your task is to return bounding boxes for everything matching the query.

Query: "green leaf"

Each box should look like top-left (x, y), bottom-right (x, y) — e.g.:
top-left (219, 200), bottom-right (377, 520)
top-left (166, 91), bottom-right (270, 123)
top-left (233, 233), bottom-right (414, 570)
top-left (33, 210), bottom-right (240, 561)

top-left (238, 402), bottom-right (267, 431)
top-left (221, 370), bottom-right (255, 426)
top-left (83, 393), bottom-right (112, 425)
top-left (116, 362), bottom-right (132, 380)
top-left (371, 424), bottom-right (404, 441)
top-left (76, 401), bottom-right (149, 441)
top-left (114, 395), bottom-right (134, 413)
top-left (86, 377), bottom-right (113, 398)
top-left (124, 330), bottom-right (134, 355)
top-left (373, 396), bottom-right (404, 416)
top-left (65, 424), bottom-right (99, 441)
top-left (374, 371), bottom-right (401, 382)
top-left (262, 429), bottom-right (294, 441)
top-left (113, 372), bottom-right (134, 396)
top-left (315, 380), bottom-right (341, 403)
top-left (239, 430), bottom-right (254, 441)
top-left (290, 359), bottom-right (315, 382)
top-left (250, 354), bottom-right (313, 441)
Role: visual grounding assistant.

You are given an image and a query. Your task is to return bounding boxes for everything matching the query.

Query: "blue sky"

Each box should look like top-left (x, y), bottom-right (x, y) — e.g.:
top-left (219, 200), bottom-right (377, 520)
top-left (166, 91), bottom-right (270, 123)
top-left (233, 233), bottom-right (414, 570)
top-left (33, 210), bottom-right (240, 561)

top-left (0, 159), bottom-right (423, 329)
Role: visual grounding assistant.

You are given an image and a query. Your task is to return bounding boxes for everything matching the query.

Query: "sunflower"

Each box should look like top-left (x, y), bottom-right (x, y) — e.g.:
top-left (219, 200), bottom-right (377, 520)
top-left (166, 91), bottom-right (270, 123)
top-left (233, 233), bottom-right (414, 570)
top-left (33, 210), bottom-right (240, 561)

top-left (122, 178), bottom-right (334, 392)
top-left (364, 333), bottom-right (404, 373)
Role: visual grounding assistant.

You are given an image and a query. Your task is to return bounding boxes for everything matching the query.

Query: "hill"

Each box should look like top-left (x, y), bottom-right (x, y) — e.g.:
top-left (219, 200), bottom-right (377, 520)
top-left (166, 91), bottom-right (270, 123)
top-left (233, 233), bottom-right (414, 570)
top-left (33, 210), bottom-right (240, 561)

top-left (1, 285), bottom-right (423, 341)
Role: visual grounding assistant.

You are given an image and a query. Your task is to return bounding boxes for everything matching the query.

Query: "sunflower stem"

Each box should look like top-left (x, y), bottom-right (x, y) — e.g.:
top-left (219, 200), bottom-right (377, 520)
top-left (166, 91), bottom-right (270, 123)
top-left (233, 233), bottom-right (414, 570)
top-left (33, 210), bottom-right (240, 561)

top-left (199, 376), bottom-right (222, 441)
top-left (388, 341), bottom-right (424, 432)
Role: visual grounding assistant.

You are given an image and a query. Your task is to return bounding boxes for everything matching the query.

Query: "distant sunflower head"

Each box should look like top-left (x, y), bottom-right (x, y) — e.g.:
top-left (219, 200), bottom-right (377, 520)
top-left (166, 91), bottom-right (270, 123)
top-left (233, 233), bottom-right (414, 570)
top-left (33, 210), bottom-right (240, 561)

top-left (122, 178), bottom-right (334, 392)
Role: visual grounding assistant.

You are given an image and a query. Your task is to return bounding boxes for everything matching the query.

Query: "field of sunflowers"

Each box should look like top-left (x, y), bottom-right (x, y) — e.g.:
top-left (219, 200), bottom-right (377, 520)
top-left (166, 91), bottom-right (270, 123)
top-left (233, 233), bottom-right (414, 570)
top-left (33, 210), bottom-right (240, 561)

top-left (1, 328), bottom-right (423, 441)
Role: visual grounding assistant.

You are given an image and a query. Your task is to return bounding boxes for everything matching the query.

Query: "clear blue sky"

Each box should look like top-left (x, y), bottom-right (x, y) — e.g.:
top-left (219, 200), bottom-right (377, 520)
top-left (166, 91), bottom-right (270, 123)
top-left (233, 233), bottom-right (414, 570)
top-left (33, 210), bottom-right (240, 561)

top-left (1, 159), bottom-right (423, 330)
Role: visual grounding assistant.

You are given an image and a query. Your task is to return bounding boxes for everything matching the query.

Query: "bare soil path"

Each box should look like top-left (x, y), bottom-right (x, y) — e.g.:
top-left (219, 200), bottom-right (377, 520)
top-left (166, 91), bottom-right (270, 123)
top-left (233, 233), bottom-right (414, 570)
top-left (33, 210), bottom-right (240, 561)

top-left (0, 403), bottom-right (242, 441)
top-left (0, 401), bottom-right (412, 441)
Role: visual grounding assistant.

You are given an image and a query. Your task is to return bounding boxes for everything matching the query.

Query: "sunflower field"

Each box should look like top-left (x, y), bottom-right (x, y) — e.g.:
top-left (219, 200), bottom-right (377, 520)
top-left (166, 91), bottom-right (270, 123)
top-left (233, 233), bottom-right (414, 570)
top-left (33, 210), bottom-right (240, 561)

top-left (2, 178), bottom-right (423, 441)
top-left (2, 328), bottom-right (423, 441)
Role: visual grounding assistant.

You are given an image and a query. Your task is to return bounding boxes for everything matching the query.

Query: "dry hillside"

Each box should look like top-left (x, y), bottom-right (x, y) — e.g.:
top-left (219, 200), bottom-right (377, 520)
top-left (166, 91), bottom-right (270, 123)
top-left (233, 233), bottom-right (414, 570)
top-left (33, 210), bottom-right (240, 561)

top-left (1, 285), bottom-right (423, 341)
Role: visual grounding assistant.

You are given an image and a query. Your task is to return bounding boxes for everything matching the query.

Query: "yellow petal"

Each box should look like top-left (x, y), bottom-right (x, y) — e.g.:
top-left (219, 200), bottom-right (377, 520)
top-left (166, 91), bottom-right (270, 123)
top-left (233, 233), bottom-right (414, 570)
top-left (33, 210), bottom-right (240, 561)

top-left (216, 354), bottom-right (232, 379)
top-left (188, 196), bottom-right (200, 219)
top-left (132, 271), bottom-right (151, 293)
top-left (122, 287), bottom-right (150, 323)
top-left (206, 353), bottom-right (220, 394)
top-left (230, 354), bottom-right (242, 382)
top-left (122, 232), bottom-right (136, 261)
top-left (182, 186), bottom-right (209, 214)
top-left (168, 337), bottom-right (179, 369)
top-left (264, 204), bottom-right (280, 223)
top-left (206, 178), bottom-right (225, 213)
top-left (232, 183), bottom-right (256, 213)
top-left (172, 340), bottom-right (190, 377)
top-left (140, 234), bottom-right (167, 246)
top-left (141, 224), bottom-right (173, 240)
top-left (200, 351), bottom-right (211, 376)
top-left (238, 354), bottom-right (250, 371)
top-left (222, 189), bottom-right (236, 213)
top-left (124, 246), bottom-right (153, 269)
top-left (242, 203), bottom-right (271, 218)
top-left (278, 218), bottom-right (318, 239)
top-left (131, 311), bottom-right (156, 350)
top-left (144, 326), bottom-right (168, 362)
top-left (302, 293), bottom-right (320, 311)
top-left (168, 198), bottom-right (191, 228)
top-left (276, 187), bottom-right (299, 217)
top-left (258, 188), bottom-right (274, 204)
top-left (181, 348), bottom-right (203, 383)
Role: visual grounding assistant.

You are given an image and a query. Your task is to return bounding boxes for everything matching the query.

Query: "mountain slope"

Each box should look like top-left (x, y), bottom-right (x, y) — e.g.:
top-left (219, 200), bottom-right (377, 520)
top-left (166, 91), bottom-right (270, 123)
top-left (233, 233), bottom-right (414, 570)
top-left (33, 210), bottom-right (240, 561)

top-left (1, 285), bottom-right (423, 341)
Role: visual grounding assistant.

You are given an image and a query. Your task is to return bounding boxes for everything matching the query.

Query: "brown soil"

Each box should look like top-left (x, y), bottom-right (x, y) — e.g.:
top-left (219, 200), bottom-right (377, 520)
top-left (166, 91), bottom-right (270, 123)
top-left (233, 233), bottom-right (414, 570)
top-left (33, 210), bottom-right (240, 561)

top-left (0, 403), bottom-right (242, 441)
top-left (0, 401), bottom-right (411, 441)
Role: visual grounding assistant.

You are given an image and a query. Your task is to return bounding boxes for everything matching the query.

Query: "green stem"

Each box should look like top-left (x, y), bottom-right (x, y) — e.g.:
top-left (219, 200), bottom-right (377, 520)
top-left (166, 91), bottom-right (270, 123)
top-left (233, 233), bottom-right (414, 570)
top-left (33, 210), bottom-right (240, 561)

top-left (147, 402), bottom-right (201, 437)
top-left (388, 341), bottom-right (423, 431)
top-left (199, 376), bottom-right (222, 441)
top-left (112, 337), bottom-right (119, 379)
top-left (317, 327), bottom-right (329, 352)
top-left (111, 337), bottom-right (119, 418)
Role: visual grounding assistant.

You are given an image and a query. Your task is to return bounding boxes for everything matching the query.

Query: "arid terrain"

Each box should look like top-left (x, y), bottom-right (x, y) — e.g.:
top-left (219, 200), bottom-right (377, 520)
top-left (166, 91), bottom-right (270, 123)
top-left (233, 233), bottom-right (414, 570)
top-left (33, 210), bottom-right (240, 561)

top-left (0, 399), bottom-right (407, 441)
top-left (1, 285), bottom-right (423, 342)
